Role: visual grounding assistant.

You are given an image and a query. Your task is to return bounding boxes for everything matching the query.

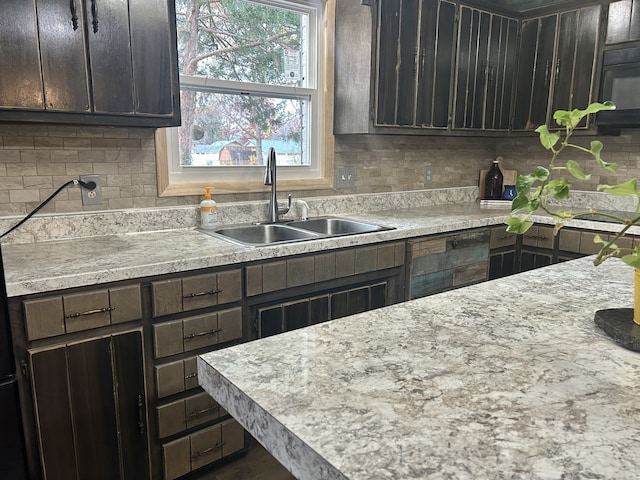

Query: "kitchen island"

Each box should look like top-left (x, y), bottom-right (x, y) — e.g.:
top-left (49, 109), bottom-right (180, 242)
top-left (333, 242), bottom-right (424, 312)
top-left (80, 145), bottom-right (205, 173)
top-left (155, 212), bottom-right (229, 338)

top-left (199, 256), bottom-right (640, 479)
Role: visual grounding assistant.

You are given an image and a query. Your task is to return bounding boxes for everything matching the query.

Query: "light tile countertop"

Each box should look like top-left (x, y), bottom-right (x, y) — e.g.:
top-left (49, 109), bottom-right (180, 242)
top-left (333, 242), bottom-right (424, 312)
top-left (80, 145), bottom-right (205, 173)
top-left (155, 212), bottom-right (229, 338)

top-left (199, 256), bottom-right (640, 479)
top-left (2, 189), bottom-right (638, 297)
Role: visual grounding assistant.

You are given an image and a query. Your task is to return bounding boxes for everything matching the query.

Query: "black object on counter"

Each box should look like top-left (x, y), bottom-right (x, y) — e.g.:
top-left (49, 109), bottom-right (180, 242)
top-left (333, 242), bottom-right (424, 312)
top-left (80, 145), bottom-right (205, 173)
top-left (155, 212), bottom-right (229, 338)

top-left (594, 308), bottom-right (640, 352)
top-left (484, 160), bottom-right (504, 200)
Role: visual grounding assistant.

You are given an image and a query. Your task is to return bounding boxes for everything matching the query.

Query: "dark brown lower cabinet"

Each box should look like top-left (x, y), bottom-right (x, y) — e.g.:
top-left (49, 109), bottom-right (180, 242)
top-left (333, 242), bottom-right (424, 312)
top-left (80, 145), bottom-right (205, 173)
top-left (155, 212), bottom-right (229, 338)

top-left (29, 330), bottom-right (148, 480)
top-left (255, 282), bottom-right (388, 338)
top-left (162, 419), bottom-right (244, 480)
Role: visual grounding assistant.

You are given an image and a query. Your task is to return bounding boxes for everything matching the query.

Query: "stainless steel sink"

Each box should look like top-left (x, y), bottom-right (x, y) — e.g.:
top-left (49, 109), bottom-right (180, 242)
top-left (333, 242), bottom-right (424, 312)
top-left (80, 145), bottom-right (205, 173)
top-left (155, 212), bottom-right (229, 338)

top-left (287, 217), bottom-right (390, 235)
top-left (200, 223), bottom-right (319, 247)
top-left (199, 217), bottom-right (394, 247)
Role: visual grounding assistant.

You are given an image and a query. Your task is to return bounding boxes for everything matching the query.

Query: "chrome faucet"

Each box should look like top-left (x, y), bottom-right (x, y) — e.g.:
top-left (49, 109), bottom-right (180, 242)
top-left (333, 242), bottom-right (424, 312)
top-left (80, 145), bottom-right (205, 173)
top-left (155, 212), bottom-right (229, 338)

top-left (263, 147), bottom-right (291, 223)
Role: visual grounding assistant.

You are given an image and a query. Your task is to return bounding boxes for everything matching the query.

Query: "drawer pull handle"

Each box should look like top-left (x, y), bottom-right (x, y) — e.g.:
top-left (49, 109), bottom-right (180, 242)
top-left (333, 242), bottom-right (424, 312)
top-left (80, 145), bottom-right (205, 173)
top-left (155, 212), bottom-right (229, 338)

top-left (192, 442), bottom-right (223, 458)
top-left (65, 306), bottom-right (114, 318)
top-left (184, 328), bottom-right (221, 340)
top-left (187, 406), bottom-right (218, 419)
top-left (185, 372), bottom-right (198, 380)
top-left (183, 289), bottom-right (221, 299)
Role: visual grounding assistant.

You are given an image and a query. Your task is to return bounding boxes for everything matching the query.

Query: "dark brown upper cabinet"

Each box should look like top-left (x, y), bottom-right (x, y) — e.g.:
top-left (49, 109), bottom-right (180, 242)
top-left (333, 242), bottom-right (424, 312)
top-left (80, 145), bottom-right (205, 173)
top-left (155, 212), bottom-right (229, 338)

top-left (0, 0), bottom-right (180, 127)
top-left (606, 0), bottom-right (640, 44)
top-left (512, 5), bottom-right (600, 131)
top-left (376, 0), bottom-right (457, 129)
top-left (453, 6), bottom-right (518, 130)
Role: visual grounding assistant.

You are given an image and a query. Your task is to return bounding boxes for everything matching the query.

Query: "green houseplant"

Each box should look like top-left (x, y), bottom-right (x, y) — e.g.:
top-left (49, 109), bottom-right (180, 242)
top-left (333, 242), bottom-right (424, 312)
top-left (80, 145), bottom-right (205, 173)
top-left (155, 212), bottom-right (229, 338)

top-left (505, 101), bottom-right (640, 349)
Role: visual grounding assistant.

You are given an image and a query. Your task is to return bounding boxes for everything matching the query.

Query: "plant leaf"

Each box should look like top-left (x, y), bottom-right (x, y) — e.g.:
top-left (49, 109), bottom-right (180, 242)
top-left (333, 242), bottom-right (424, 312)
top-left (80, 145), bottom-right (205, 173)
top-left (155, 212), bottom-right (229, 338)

top-left (535, 125), bottom-right (560, 150)
top-left (505, 217), bottom-right (533, 234)
top-left (597, 178), bottom-right (639, 196)
top-left (566, 160), bottom-right (591, 180)
top-left (511, 194), bottom-right (531, 212)
top-left (590, 141), bottom-right (618, 172)
top-left (553, 109), bottom-right (572, 127)
top-left (515, 174), bottom-right (534, 193)
top-left (622, 253), bottom-right (640, 269)
top-left (581, 101), bottom-right (616, 115)
top-left (549, 178), bottom-right (570, 199)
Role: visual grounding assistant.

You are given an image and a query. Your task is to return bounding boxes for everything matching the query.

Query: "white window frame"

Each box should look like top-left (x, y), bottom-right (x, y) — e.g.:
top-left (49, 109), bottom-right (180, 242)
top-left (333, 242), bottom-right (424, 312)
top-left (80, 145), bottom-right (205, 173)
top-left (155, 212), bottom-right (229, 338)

top-left (156, 0), bottom-right (333, 197)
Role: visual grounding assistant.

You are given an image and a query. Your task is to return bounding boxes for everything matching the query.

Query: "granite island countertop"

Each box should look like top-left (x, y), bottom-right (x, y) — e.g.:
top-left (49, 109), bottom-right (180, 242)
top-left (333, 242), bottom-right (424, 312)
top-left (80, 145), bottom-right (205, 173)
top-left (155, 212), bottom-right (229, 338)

top-left (2, 196), bottom-right (638, 297)
top-left (198, 256), bottom-right (640, 479)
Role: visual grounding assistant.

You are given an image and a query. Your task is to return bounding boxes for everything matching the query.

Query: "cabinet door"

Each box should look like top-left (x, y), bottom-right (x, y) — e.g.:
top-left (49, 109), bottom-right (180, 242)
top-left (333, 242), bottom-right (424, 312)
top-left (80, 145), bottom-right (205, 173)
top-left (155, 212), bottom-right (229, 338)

top-left (129, 0), bottom-right (177, 117)
top-left (377, 0), bottom-right (455, 128)
top-left (0, 1), bottom-right (45, 109)
top-left (606, 0), bottom-right (640, 44)
top-left (485, 15), bottom-right (518, 130)
top-left (30, 331), bottom-right (148, 480)
top-left (513, 15), bottom-right (558, 130)
top-left (35, 0), bottom-right (90, 112)
top-left (376, 0), bottom-right (418, 126)
top-left (454, 6), bottom-right (490, 129)
top-left (551, 6), bottom-right (600, 126)
top-left (84, 0), bottom-right (135, 114)
top-left (416, 0), bottom-right (456, 128)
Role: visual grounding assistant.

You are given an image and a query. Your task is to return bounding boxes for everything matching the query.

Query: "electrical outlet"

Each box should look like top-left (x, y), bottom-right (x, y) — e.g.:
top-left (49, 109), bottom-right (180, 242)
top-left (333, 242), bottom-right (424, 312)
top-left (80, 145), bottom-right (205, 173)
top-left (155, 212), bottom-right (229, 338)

top-left (336, 166), bottom-right (355, 188)
top-left (80, 174), bottom-right (103, 206)
top-left (424, 165), bottom-right (434, 186)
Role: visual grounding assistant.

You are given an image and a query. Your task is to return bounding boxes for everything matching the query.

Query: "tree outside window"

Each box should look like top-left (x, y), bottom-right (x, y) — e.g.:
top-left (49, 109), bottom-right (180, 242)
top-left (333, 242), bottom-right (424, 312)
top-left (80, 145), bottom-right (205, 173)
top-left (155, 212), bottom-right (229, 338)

top-left (175, 0), bottom-right (309, 168)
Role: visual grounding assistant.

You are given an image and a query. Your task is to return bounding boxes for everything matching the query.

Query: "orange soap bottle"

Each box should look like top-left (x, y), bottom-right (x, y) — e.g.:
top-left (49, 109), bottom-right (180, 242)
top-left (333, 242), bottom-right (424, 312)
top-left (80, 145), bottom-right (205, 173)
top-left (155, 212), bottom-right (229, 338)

top-left (200, 186), bottom-right (218, 229)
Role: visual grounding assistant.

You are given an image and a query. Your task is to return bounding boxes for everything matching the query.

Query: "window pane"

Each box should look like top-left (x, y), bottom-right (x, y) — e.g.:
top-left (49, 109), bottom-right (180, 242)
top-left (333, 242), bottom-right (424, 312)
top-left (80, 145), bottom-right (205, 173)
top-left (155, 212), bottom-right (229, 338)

top-left (179, 89), bottom-right (308, 167)
top-left (175, 0), bottom-right (308, 87)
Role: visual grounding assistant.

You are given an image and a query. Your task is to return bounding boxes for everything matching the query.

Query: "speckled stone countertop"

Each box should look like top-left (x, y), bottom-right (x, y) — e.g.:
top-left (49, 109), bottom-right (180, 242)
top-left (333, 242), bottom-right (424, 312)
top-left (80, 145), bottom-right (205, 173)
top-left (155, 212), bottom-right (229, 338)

top-left (199, 256), bottom-right (640, 480)
top-left (2, 187), bottom-right (638, 297)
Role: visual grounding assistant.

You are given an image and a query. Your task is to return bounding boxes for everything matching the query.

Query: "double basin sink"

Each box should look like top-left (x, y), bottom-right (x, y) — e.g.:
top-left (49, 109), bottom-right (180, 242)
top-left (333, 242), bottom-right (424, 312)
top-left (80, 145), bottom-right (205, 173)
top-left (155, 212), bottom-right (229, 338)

top-left (199, 217), bottom-right (394, 247)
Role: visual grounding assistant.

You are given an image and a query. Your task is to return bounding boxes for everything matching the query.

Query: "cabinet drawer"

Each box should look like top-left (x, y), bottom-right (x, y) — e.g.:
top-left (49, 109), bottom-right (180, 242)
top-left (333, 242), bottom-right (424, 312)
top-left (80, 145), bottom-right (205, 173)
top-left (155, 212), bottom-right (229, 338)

top-left (155, 356), bottom-right (200, 399)
top-left (157, 391), bottom-right (223, 439)
top-left (162, 419), bottom-right (245, 480)
top-left (151, 269), bottom-right (241, 318)
top-left (522, 225), bottom-right (554, 249)
top-left (489, 225), bottom-right (517, 249)
top-left (24, 284), bottom-right (142, 340)
top-left (153, 307), bottom-right (242, 359)
top-left (245, 242), bottom-right (404, 297)
top-left (559, 229), bottom-right (636, 255)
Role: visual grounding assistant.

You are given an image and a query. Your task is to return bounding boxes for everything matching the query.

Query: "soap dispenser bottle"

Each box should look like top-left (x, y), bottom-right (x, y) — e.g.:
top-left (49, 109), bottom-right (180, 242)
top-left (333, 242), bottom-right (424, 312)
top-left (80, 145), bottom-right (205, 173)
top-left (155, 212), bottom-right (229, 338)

top-left (200, 187), bottom-right (218, 229)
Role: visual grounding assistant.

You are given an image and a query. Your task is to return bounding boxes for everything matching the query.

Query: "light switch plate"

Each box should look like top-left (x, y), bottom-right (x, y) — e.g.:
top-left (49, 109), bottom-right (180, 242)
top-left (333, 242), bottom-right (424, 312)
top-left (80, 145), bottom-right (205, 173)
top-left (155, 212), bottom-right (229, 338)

top-left (336, 166), bottom-right (355, 188)
top-left (424, 165), bottom-right (433, 186)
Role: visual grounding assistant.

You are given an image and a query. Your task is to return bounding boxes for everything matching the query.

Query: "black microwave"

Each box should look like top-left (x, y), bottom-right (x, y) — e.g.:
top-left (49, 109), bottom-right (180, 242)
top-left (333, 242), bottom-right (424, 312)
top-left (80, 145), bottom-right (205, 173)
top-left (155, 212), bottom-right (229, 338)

top-left (598, 47), bottom-right (640, 127)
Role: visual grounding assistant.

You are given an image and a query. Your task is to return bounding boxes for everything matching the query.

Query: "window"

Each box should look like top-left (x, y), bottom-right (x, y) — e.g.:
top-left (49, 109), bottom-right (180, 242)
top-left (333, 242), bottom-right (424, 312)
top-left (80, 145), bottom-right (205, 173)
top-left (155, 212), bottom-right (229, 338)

top-left (157, 0), bottom-right (332, 196)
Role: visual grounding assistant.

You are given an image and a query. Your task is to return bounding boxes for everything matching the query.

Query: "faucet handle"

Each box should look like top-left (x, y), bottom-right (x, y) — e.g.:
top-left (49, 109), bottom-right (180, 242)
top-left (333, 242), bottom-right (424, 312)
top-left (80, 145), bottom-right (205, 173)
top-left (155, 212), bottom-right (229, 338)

top-left (278, 194), bottom-right (292, 216)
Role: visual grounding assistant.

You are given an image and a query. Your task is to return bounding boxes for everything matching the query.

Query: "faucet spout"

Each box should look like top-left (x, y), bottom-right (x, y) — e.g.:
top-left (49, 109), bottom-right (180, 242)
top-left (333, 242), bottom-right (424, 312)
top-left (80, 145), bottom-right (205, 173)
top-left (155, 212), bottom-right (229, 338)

top-left (264, 148), bottom-right (290, 222)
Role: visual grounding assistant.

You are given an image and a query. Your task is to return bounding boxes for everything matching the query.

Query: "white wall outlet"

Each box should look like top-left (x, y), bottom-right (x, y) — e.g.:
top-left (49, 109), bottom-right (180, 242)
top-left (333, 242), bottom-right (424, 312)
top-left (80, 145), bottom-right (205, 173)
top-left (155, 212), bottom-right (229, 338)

top-left (80, 174), bottom-right (103, 206)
